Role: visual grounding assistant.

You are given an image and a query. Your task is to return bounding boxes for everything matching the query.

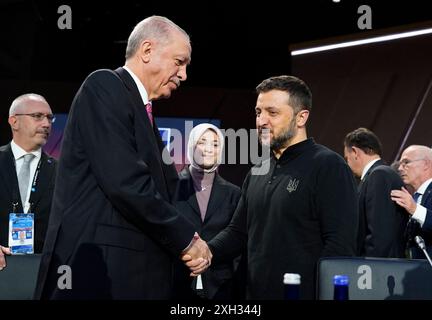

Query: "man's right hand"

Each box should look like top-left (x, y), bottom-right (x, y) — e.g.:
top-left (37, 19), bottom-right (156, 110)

top-left (0, 246), bottom-right (11, 271)
top-left (181, 235), bottom-right (213, 276)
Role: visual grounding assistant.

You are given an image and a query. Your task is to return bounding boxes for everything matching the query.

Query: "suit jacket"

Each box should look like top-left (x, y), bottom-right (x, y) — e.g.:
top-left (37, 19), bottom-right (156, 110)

top-left (357, 160), bottom-right (408, 258)
top-left (420, 182), bottom-right (432, 232)
top-left (0, 144), bottom-right (57, 253)
top-left (408, 181), bottom-right (432, 258)
top-left (173, 168), bottom-right (241, 299)
top-left (34, 68), bottom-right (195, 299)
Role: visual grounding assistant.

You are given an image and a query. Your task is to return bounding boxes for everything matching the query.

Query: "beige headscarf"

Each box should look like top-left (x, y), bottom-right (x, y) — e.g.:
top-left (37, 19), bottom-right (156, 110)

top-left (187, 123), bottom-right (224, 173)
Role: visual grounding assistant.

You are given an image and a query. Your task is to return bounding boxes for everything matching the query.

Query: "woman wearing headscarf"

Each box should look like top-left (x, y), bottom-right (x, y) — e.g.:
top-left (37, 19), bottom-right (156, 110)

top-left (173, 123), bottom-right (242, 300)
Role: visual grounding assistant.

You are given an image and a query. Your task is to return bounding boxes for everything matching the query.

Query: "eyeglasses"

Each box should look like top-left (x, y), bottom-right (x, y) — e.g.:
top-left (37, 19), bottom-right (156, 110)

top-left (14, 113), bottom-right (56, 123)
top-left (399, 158), bottom-right (425, 168)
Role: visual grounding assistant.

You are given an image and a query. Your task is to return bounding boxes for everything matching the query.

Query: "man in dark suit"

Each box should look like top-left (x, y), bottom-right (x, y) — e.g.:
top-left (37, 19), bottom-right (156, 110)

top-left (0, 93), bottom-right (57, 269)
top-left (197, 76), bottom-right (358, 300)
top-left (391, 145), bottom-right (432, 258)
top-left (34, 16), bottom-right (211, 300)
top-left (174, 124), bottom-right (242, 300)
top-left (344, 127), bottom-right (407, 258)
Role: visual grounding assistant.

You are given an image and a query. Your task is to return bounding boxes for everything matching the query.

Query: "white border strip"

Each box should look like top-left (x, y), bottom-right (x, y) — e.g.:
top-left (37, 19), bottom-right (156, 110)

top-left (291, 27), bottom-right (432, 56)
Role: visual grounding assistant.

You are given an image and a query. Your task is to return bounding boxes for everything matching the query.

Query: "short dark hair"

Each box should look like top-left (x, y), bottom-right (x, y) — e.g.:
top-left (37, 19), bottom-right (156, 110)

top-left (344, 127), bottom-right (382, 157)
top-left (256, 75), bottom-right (312, 112)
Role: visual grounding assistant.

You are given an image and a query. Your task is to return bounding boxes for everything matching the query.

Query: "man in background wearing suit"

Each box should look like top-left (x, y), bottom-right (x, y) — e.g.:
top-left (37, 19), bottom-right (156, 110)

top-left (391, 145), bottom-right (432, 258)
top-left (35, 16), bottom-right (211, 299)
top-left (344, 127), bottom-right (407, 258)
top-left (0, 93), bottom-right (57, 269)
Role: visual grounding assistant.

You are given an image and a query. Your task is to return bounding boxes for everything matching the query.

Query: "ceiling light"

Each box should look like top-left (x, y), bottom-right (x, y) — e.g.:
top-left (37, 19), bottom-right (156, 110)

top-left (291, 27), bottom-right (432, 56)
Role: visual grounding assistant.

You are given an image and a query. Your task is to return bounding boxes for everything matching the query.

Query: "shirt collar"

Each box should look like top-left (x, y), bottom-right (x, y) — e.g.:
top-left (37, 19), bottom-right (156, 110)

top-left (417, 178), bottom-right (432, 195)
top-left (123, 66), bottom-right (150, 105)
top-left (361, 158), bottom-right (381, 181)
top-left (276, 138), bottom-right (315, 163)
top-left (10, 140), bottom-right (41, 160)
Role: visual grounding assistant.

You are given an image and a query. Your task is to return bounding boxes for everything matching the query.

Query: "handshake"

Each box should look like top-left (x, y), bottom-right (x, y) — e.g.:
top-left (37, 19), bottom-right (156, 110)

top-left (181, 233), bottom-right (212, 276)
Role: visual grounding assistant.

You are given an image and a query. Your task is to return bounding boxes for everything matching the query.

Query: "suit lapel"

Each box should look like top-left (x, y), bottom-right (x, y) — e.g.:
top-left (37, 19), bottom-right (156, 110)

top-left (29, 152), bottom-right (55, 210)
top-left (0, 144), bottom-right (23, 211)
top-left (114, 67), bottom-right (155, 135)
top-left (180, 169), bottom-right (201, 217)
top-left (204, 174), bottom-right (225, 223)
top-left (421, 182), bottom-right (432, 206)
top-left (114, 67), bottom-right (176, 200)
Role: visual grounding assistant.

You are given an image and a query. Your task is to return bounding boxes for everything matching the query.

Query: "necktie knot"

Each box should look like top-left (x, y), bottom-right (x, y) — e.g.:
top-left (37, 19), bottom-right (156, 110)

top-left (22, 153), bottom-right (34, 163)
top-left (145, 102), bottom-right (153, 127)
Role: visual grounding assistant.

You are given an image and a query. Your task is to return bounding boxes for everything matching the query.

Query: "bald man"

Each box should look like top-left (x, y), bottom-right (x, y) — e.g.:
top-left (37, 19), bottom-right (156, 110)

top-left (391, 145), bottom-right (432, 258)
top-left (0, 93), bottom-right (57, 269)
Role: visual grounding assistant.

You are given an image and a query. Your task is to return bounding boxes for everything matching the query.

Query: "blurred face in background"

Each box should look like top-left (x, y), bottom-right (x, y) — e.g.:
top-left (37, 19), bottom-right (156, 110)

top-left (8, 98), bottom-right (53, 152)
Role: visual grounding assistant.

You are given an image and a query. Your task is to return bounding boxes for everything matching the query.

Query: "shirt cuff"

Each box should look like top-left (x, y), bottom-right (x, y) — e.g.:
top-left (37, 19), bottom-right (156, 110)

top-left (412, 204), bottom-right (427, 227)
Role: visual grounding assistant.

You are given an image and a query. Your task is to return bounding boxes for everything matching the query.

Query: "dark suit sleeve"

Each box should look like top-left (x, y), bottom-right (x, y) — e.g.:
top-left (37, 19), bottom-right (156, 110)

top-left (208, 175), bottom-right (249, 263)
top-left (363, 169), bottom-right (404, 257)
top-left (316, 158), bottom-right (358, 257)
top-left (74, 70), bottom-right (194, 255)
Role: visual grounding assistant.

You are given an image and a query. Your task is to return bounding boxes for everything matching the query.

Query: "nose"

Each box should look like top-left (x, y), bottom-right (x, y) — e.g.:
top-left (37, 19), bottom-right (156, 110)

top-left (41, 116), bottom-right (51, 128)
top-left (257, 113), bottom-right (269, 128)
top-left (177, 65), bottom-right (187, 81)
top-left (204, 143), bottom-right (214, 153)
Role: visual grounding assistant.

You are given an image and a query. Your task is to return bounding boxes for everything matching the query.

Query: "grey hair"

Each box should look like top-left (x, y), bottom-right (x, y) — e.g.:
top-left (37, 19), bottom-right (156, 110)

top-left (125, 15), bottom-right (190, 60)
top-left (9, 93), bottom-right (48, 116)
top-left (415, 145), bottom-right (432, 162)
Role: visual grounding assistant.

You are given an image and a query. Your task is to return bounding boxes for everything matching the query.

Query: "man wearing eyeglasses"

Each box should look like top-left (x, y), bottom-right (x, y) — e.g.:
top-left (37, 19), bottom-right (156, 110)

top-left (391, 145), bottom-right (432, 258)
top-left (0, 93), bottom-right (57, 270)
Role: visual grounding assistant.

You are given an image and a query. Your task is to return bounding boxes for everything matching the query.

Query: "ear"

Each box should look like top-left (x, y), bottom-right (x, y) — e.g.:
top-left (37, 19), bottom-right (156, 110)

top-left (8, 116), bottom-right (18, 130)
top-left (351, 146), bottom-right (362, 159)
top-left (296, 110), bottom-right (309, 127)
top-left (424, 158), bottom-right (432, 172)
top-left (138, 40), bottom-right (153, 63)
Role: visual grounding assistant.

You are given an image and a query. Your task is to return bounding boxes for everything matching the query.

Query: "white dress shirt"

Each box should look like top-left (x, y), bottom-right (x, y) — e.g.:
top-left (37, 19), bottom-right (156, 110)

top-left (412, 178), bottom-right (432, 226)
top-left (123, 66), bottom-right (150, 105)
top-left (10, 140), bottom-right (41, 213)
top-left (361, 158), bottom-right (381, 181)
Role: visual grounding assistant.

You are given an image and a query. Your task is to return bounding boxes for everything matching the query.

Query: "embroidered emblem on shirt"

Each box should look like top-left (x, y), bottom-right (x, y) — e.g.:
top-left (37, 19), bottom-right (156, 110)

top-left (287, 178), bottom-right (299, 193)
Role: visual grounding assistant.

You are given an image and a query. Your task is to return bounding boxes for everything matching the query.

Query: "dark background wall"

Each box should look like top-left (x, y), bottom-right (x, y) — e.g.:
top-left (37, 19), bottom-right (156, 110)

top-left (292, 31), bottom-right (432, 164)
top-left (1, 0), bottom-right (431, 186)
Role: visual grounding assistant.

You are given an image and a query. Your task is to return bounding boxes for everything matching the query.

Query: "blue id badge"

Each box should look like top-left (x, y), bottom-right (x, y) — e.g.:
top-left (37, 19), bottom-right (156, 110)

top-left (8, 213), bottom-right (34, 254)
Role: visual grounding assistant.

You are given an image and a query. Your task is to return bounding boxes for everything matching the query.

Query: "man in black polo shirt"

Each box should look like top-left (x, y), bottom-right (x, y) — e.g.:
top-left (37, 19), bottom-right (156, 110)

top-left (203, 75), bottom-right (358, 300)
